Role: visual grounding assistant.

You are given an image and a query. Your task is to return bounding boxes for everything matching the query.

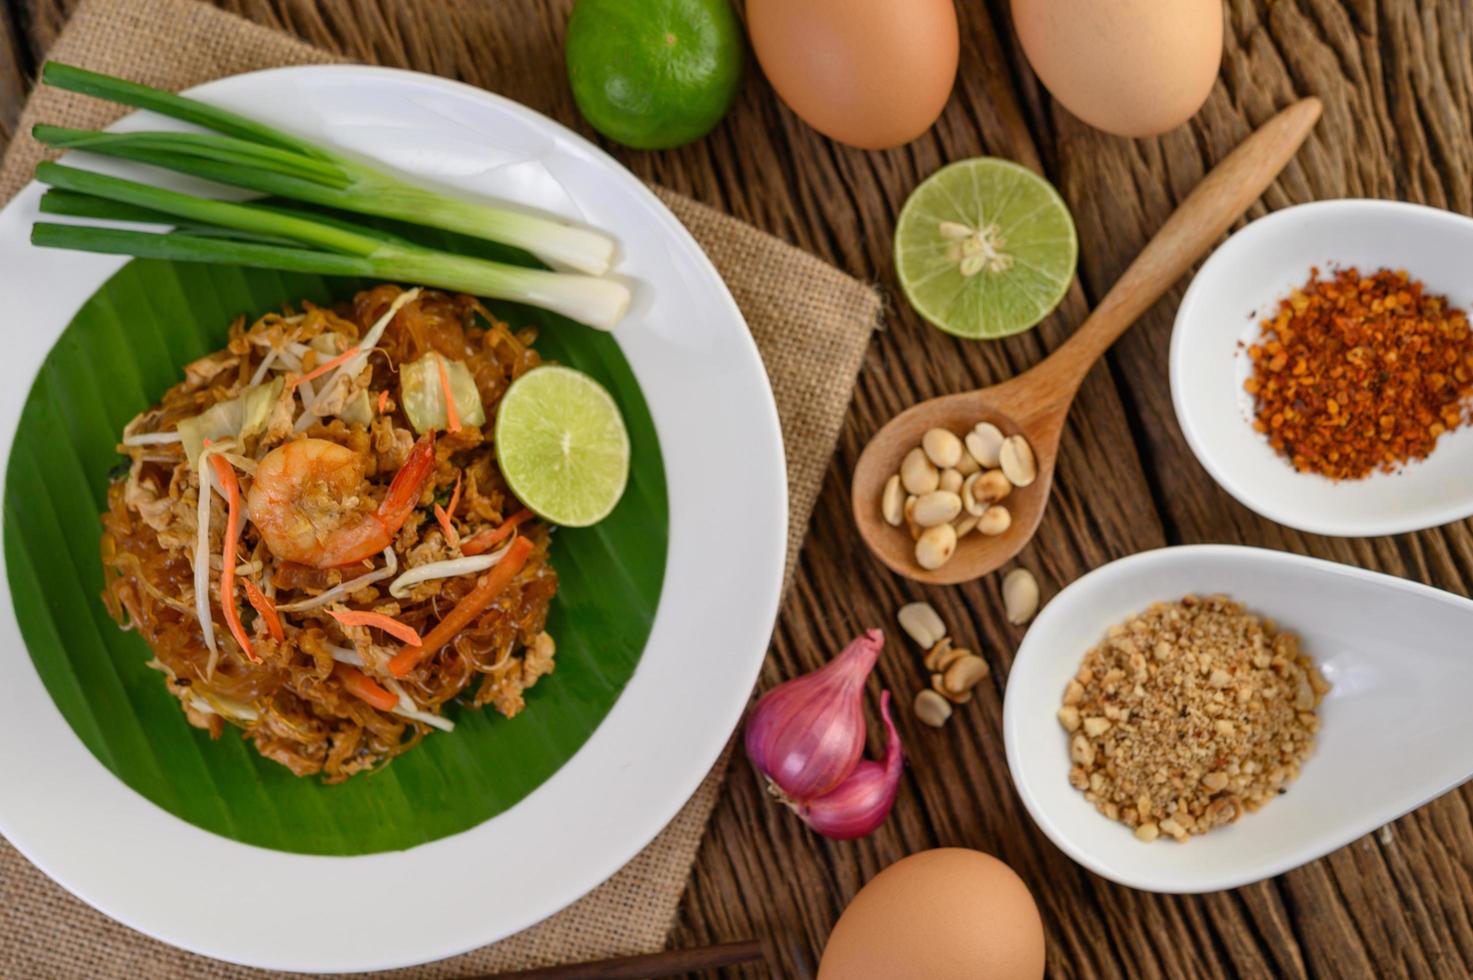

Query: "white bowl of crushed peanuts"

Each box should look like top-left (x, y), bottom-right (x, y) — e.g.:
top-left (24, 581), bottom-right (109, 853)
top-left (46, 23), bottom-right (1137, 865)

top-left (1004, 544), bottom-right (1473, 893)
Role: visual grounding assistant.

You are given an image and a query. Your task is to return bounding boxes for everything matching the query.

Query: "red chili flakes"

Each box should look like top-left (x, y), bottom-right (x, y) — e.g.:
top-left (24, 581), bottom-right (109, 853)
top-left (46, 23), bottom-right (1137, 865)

top-left (1244, 267), bottom-right (1473, 480)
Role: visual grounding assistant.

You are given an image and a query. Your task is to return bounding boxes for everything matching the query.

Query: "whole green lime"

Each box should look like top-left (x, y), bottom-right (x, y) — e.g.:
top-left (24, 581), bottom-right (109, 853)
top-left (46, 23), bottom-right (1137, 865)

top-left (565, 0), bottom-right (743, 150)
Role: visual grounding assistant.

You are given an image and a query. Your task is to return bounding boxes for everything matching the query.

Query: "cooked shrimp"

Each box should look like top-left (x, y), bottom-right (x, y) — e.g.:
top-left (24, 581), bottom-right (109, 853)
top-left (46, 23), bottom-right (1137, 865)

top-left (247, 433), bottom-right (436, 568)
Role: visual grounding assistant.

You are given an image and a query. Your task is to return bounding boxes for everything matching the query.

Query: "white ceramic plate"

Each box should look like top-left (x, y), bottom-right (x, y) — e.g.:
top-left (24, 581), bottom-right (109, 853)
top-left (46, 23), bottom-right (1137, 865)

top-left (1004, 544), bottom-right (1473, 893)
top-left (0, 66), bottom-right (786, 972)
top-left (1171, 200), bottom-right (1473, 536)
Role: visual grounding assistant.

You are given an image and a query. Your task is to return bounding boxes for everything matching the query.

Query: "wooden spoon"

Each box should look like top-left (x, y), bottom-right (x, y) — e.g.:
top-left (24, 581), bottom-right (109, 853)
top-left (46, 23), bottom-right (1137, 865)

top-left (852, 97), bottom-right (1323, 585)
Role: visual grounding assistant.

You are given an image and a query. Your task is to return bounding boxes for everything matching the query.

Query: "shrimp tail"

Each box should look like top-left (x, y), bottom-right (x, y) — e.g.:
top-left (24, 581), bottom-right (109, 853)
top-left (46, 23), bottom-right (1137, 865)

top-left (374, 432), bottom-right (437, 539)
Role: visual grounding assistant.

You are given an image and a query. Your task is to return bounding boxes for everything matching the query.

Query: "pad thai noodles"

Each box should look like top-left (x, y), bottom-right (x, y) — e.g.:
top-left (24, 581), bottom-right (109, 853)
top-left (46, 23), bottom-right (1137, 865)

top-left (100, 284), bottom-right (558, 782)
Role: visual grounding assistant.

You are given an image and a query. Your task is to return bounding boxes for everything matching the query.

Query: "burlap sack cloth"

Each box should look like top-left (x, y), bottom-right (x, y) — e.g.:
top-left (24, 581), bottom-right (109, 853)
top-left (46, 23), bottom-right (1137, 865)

top-left (0, 0), bottom-right (879, 975)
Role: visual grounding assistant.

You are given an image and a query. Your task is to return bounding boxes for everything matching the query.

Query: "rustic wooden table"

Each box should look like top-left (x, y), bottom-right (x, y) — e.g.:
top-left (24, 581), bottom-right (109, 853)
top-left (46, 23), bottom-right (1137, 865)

top-left (5, 1), bottom-right (1473, 976)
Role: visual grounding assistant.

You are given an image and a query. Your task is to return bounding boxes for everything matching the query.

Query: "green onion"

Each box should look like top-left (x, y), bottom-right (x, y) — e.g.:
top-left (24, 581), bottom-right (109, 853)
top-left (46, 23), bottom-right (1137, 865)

top-left (31, 163), bottom-right (630, 330)
top-left (40, 187), bottom-right (195, 224)
top-left (37, 162), bottom-right (383, 254)
top-left (31, 223), bottom-right (378, 278)
top-left (35, 62), bottom-right (617, 276)
top-left (39, 188), bottom-right (322, 247)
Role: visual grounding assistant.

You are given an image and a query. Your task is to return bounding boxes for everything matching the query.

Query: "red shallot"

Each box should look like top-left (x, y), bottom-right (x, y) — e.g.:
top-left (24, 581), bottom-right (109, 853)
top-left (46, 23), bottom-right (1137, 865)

top-left (744, 629), bottom-right (903, 839)
top-left (798, 691), bottom-right (903, 840)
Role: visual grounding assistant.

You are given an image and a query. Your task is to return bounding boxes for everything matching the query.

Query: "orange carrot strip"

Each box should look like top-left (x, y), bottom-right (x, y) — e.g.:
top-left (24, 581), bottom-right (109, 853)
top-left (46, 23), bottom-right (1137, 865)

top-left (460, 509), bottom-right (533, 556)
top-left (206, 453), bottom-right (257, 663)
top-left (433, 504), bottom-right (453, 544)
top-left (242, 579), bottom-right (285, 643)
top-left (434, 473), bottom-right (463, 545)
top-left (334, 662), bottom-right (398, 712)
top-left (389, 536), bottom-right (533, 677)
top-left (290, 346), bottom-right (357, 389)
top-left (436, 353), bottom-right (461, 433)
top-left (447, 472), bottom-right (462, 520)
top-left (377, 389), bottom-right (390, 414)
top-left (327, 608), bottom-right (424, 647)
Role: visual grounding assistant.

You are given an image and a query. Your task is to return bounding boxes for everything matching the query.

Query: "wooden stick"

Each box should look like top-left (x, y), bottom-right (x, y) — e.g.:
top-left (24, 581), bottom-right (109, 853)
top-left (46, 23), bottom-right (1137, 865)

top-left (460, 939), bottom-right (766, 980)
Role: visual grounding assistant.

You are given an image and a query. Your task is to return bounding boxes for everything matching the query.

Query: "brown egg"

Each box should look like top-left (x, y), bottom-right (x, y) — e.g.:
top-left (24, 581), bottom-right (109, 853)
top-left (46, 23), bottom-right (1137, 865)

top-left (747, 0), bottom-right (958, 150)
top-left (1011, 0), bottom-right (1223, 138)
top-left (818, 848), bottom-right (1045, 979)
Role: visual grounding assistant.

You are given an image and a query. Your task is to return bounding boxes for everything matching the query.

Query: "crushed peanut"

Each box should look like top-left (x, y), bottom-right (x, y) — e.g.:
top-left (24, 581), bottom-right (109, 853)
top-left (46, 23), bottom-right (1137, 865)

top-left (1060, 595), bottom-right (1328, 843)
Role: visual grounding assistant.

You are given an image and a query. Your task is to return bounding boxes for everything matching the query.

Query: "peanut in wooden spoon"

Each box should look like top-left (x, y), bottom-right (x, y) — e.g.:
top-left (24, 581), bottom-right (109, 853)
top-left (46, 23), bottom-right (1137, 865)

top-left (853, 97), bottom-right (1323, 585)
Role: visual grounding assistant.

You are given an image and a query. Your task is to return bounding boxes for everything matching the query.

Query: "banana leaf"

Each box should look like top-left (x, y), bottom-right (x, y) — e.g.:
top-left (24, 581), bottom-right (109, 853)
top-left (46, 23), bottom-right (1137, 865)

top-left (3, 222), bottom-right (667, 855)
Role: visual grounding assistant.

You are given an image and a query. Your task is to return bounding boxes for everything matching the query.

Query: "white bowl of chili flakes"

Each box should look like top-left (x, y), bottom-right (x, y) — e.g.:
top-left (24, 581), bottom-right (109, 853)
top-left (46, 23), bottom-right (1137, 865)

top-left (1171, 199), bottom-right (1473, 536)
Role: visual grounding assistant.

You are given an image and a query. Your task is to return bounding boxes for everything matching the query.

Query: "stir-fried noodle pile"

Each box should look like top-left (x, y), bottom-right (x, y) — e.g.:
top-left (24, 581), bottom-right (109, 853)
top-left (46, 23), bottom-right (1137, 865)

top-left (101, 285), bottom-right (557, 781)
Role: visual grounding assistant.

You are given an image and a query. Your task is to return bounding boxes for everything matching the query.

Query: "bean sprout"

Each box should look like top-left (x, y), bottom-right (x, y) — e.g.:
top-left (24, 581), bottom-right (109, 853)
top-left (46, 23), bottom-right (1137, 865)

top-left (122, 431), bottom-right (182, 446)
top-left (387, 540), bottom-right (514, 599)
top-left (328, 645), bottom-right (454, 732)
top-left (327, 644), bottom-right (364, 667)
top-left (218, 452), bottom-right (257, 474)
top-left (249, 349), bottom-right (276, 387)
top-left (382, 675), bottom-right (455, 732)
top-left (248, 329), bottom-right (297, 386)
top-left (188, 693), bottom-right (260, 723)
top-left (193, 450), bottom-right (218, 673)
top-left (276, 548), bottom-right (399, 613)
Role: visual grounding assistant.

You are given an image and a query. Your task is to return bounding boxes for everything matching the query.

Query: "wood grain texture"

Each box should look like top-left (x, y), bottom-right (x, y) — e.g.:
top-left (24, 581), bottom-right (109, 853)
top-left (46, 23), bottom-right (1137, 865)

top-left (4, 1), bottom-right (1473, 977)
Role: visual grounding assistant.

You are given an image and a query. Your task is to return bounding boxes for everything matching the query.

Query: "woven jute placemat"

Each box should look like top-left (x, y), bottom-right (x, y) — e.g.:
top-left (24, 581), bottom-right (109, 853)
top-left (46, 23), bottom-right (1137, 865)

top-left (0, 0), bottom-right (880, 975)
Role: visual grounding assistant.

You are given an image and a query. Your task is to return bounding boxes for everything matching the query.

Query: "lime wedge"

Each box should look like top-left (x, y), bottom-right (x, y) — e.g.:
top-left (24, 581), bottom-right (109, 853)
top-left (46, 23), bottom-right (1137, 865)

top-left (894, 158), bottom-right (1077, 340)
top-left (494, 366), bottom-right (631, 527)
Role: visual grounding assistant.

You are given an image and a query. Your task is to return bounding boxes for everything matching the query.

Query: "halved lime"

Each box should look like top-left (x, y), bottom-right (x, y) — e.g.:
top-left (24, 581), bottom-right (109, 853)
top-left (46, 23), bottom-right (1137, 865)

top-left (494, 366), bottom-right (631, 527)
top-left (894, 158), bottom-right (1078, 340)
